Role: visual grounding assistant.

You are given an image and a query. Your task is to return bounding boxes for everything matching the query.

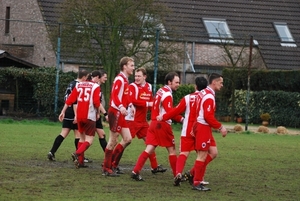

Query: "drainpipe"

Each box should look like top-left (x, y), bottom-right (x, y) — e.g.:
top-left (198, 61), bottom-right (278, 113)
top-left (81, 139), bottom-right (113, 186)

top-left (153, 29), bottom-right (160, 95)
top-left (54, 23), bottom-right (61, 117)
top-left (245, 35), bottom-right (253, 131)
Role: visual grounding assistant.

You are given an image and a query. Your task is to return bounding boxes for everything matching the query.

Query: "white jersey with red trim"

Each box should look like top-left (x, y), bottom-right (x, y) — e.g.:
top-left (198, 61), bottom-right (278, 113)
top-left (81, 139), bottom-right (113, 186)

top-left (180, 92), bottom-right (198, 137)
top-left (66, 81), bottom-right (100, 121)
top-left (151, 85), bottom-right (173, 124)
top-left (162, 91), bottom-right (199, 137)
top-left (196, 87), bottom-right (221, 129)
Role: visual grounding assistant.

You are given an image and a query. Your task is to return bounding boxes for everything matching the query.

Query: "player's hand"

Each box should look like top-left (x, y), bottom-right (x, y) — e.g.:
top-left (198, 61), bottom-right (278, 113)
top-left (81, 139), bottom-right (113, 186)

top-left (120, 106), bottom-right (128, 116)
top-left (190, 122), bottom-right (196, 137)
top-left (148, 101), bottom-right (153, 107)
top-left (105, 115), bottom-right (109, 122)
top-left (220, 126), bottom-right (227, 137)
top-left (73, 115), bottom-right (77, 124)
top-left (58, 113), bottom-right (64, 122)
top-left (96, 113), bottom-right (100, 120)
top-left (156, 115), bottom-right (163, 121)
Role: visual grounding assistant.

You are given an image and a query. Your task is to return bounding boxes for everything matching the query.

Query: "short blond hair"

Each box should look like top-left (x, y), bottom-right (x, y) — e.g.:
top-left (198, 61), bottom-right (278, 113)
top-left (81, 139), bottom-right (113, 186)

top-left (119, 56), bottom-right (134, 71)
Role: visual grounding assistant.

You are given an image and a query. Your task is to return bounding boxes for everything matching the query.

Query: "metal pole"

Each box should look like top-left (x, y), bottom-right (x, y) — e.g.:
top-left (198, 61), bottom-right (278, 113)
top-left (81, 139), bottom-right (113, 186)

top-left (54, 23), bottom-right (61, 116)
top-left (153, 29), bottom-right (160, 95)
top-left (183, 42), bottom-right (187, 84)
top-left (245, 35), bottom-right (253, 131)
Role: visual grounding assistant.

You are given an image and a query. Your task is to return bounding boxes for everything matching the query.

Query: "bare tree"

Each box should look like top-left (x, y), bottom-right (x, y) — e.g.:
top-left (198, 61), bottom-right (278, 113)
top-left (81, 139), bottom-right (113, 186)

top-left (55, 0), bottom-right (183, 104)
top-left (218, 35), bottom-right (264, 121)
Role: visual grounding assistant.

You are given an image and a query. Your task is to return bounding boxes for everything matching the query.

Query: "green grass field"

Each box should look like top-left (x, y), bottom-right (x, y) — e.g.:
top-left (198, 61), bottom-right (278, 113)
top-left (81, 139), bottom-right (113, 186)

top-left (0, 119), bottom-right (300, 201)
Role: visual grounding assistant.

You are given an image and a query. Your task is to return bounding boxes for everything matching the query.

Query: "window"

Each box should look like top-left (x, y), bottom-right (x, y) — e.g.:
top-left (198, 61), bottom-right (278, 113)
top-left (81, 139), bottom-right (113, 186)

top-left (274, 22), bottom-right (294, 42)
top-left (5, 7), bottom-right (10, 34)
top-left (203, 18), bottom-right (232, 39)
top-left (274, 22), bottom-right (296, 47)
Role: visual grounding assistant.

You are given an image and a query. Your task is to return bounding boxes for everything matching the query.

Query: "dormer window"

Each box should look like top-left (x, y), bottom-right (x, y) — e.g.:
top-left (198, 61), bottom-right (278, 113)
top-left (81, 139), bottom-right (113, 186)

top-left (274, 22), bottom-right (296, 47)
top-left (203, 18), bottom-right (232, 38)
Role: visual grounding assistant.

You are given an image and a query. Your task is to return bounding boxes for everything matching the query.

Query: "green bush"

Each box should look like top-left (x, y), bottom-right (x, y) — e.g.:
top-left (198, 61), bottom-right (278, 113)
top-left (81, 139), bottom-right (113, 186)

top-left (222, 68), bottom-right (300, 92)
top-left (154, 84), bottom-right (195, 106)
top-left (233, 90), bottom-right (300, 127)
top-left (0, 67), bottom-right (76, 117)
top-left (172, 84), bottom-right (195, 106)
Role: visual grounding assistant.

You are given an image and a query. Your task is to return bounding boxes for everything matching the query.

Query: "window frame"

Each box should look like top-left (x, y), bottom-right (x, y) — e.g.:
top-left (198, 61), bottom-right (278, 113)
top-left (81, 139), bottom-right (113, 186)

top-left (203, 18), bottom-right (233, 39)
top-left (273, 22), bottom-right (295, 43)
top-left (5, 7), bottom-right (10, 34)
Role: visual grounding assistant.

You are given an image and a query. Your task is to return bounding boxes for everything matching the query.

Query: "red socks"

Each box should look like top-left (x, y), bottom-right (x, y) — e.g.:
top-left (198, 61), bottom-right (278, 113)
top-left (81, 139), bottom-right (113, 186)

top-left (104, 148), bottom-right (113, 170)
top-left (176, 154), bottom-right (187, 175)
top-left (133, 151), bottom-right (149, 174)
top-left (168, 155), bottom-right (177, 177)
top-left (193, 160), bottom-right (205, 186)
top-left (149, 152), bottom-right (158, 169)
top-left (201, 154), bottom-right (213, 180)
top-left (112, 143), bottom-right (124, 168)
top-left (76, 141), bottom-right (90, 164)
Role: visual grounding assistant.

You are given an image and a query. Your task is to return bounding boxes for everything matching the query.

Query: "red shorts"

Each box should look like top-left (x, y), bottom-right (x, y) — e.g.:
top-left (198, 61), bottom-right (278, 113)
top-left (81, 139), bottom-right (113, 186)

top-left (146, 121), bottom-right (175, 147)
top-left (108, 107), bottom-right (128, 133)
top-left (194, 122), bottom-right (215, 151)
top-left (77, 118), bottom-right (96, 136)
top-left (127, 121), bottom-right (149, 139)
top-left (179, 135), bottom-right (195, 152)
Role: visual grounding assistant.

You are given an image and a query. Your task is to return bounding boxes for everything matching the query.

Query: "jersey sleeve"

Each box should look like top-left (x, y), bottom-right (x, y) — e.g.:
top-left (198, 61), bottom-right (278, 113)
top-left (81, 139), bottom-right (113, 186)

top-left (93, 86), bottom-right (101, 108)
top-left (129, 84), bottom-right (147, 107)
top-left (111, 79), bottom-right (123, 108)
top-left (162, 97), bottom-right (186, 121)
top-left (65, 87), bottom-right (79, 106)
top-left (162, 95), bottom-right (183, 122)
top-left (202, 98), bottom-right (221, 129)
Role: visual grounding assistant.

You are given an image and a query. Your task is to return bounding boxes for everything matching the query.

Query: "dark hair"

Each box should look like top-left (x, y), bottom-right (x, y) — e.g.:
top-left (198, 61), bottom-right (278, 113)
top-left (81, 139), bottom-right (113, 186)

top-left (195, 76), bottom-right (207, 91)
top-left (135, 67), bottom-right (147, 76)
top-left (77, 69), bottom-right (89, 79)
top-left (164, 72), bottom-right (179, 85)
top-left (208, 73), bottom-right (223, 84)
top-left (119, 56), bottom-right (134, 70)
top-left (87, 70), bottom-right (101, 81)
top-left (99, 69), bottom-right (107, 77)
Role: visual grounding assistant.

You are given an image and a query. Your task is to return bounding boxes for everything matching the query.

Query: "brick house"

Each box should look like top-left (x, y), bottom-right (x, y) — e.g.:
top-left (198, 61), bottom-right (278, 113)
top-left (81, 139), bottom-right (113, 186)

top-left (1, 0), bottom-right (300, 76)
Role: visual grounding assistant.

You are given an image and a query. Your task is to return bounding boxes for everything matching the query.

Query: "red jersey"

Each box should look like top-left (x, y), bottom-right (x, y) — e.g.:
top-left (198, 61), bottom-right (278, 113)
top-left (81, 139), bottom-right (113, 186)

top-left (66, 81), bottom-right (100, 121)
top-left (151, 85), bottom-right (182, 124)
top-left (125, 82), bottom-right (152, 122)
top-left (109, 72), bottom-right (130, 110)
top-left (195, 86), bottom-right (221, 129)
top-left (163, 91), bottom-right (199, 137)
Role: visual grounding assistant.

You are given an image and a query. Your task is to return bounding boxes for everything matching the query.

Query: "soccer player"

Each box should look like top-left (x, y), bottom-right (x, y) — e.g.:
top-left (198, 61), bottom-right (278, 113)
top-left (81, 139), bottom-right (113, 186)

top-left (59, 70), bottom-right (101, 168)
top-left (125, 67), bottom-right (167, 174)
top-left (95, 70), bottom-right (108, 152)
top-left (131, 72), bottom-right (183, 181)
top-left (47, 70), bottom-right (89, 161)
top-left (190, 73), bottom-right (227, 191)
top-left (156, 76), bottom-right (208, 186)
top-left (102, 56), bottom-right (134, 176)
